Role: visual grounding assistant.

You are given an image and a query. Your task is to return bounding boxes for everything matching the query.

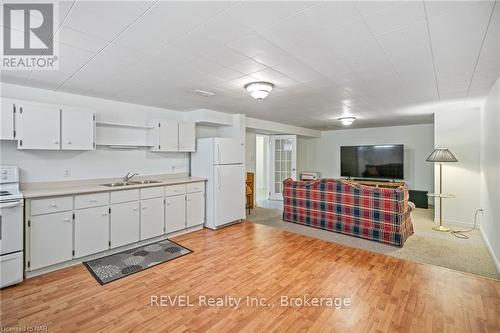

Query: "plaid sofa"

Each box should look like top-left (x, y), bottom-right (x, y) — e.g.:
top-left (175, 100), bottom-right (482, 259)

top-left (282, 178), bottom-right (414, 247)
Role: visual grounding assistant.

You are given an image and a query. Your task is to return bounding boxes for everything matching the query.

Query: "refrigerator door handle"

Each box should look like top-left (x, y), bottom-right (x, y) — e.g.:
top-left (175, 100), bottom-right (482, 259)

top-left (216, 143), bottom-right (221, 165)
top-left (217, 168), bottom-right (221, 189)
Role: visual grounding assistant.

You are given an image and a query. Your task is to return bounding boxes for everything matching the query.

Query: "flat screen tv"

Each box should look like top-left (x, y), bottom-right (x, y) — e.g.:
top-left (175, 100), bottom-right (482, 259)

top-left (340, 144), bottom-right (404, 180)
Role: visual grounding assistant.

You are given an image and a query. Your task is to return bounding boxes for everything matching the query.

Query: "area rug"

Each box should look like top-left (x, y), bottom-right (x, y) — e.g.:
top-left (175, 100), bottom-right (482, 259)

top-left (84, 239), bottom-right (192, 284)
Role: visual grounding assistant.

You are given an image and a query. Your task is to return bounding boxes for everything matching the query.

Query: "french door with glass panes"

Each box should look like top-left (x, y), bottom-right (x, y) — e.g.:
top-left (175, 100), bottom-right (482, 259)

top-left (270, 135), bottom-right (297, 200)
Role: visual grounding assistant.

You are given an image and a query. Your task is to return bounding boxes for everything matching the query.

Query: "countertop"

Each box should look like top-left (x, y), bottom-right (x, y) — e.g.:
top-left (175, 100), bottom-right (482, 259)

top-left (21, 174), bottom-right (207, 199)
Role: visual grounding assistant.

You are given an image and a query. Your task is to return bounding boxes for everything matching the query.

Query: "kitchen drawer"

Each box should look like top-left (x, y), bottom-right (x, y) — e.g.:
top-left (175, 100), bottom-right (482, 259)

top-left (165, 184), bottom-right (186, 197)
top-left (187, 182), bottom-right (204, 193)
top-left (30, 196), bottom-right (73, 215)
top-left (110, 189), bottom-right (139, 204)
top-left (140, 186), bottom-right (164, 200)
top-left (75, 192), bottom-right (109, 209)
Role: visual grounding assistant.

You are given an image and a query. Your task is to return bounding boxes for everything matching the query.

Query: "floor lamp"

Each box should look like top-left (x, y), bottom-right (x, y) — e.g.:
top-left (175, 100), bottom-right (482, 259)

top-left (426, 148), bottom-right (458, 232)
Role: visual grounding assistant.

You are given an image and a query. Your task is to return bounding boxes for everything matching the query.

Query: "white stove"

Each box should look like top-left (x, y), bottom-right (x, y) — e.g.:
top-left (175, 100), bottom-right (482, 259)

top-left (0, 165), bottom-right (24, 288)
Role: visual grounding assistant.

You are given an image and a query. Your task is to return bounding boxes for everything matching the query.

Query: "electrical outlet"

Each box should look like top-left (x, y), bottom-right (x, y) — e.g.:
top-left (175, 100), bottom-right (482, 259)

top-left (64, 168), bottom-right (71, 177)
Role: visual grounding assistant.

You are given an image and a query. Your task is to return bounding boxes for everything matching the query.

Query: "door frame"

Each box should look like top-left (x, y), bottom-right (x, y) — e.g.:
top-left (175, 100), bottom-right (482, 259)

top-left (269, 135), bottom-right (297, 200)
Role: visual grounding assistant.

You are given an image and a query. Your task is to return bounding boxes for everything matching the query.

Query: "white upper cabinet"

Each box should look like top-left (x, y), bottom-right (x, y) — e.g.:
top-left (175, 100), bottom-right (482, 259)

top-left (61, 108), bottom-right (95, 150)
top-left (149, 120), bottom-right (196, 152)
top-left (149, 121), bottom-right (179, 152)
top-left (17, 102), bottom-right (61, 150)
top-left (0, 98), bottom-right (16, 140)
top-left (15, 100), bottom-right (95, 151)
top-left (178, 121), bottom-right (196, 152)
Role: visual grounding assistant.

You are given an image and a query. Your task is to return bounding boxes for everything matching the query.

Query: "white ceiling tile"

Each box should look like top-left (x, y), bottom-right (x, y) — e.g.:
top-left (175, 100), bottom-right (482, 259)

top-left (188, 58), bottom-right (242, 82)
top-left (228, 1), bottom-right (315, 31)
top-left (28, 70), bottom-right (68, 90)
top-left (149, 45), bottom-right (196, 66)
top-left (228, 59), bottom-right (268, 75)
top-left (360, 1), bottom-right (426, 35)
top-left (56, 42), bottom-right (95, 75)
top-left (55, 26), bottom-right (109, 53)
top-left (354, 1), bottom-right (394, 17)
top-left (251, 48), bottom-right (296, 68)
top-left (63, 1), bottom-right (153, 41)
top-left (201, 46), bottom-right (250, 67)
top-left (271, 59), bottom-right (324, 84)
top-left (424, 1), bottom-right (487, 20)
top-left (249, 68), bottom-right (299, 88)
top-left (99, 43), bottom-right (148, 64)
top-left (375, 21), bottom-right (429, 57)
top-left (200, 12), bottom-right (255, 45)
top-left (114, 1), bottom-right (230, 53)
top-left (171, 30), bottom-right (224, 57)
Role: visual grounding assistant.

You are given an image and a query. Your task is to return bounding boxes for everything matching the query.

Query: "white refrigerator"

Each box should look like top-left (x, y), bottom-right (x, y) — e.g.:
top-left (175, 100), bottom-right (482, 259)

top-left (191, 138), bottom-right (245, 229)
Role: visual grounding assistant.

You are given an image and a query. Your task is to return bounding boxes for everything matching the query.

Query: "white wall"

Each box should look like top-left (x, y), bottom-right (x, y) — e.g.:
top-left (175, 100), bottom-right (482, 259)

top-left (434, 107), bottom-right (481, 226)
top-left (480, 77), bottom-right (500, 272)
top-left (246, 117), bottom-right (320, 138)
top-left (245, 129), bottom-right (256, 172)
top-left (0, 83), bottom-right (189, 183)
top-left (298, 124), bottom-right (434, 192)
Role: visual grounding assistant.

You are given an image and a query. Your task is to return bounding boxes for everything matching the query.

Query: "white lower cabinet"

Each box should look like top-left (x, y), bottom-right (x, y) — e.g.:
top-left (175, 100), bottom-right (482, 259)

top-left (30, 211), bottom-right (73, 270)
top-left (187, 192), bottom-right (205, 227)
top-left (165, 195), bottom-right (186, 233)
top-left (140, 197), bottom-right (164, 240)
top-left (26, 182), bottom-right (205, 273)
top-left (110, 201), bottom-right (140, 248)
top-left (74, 206), bottom-right (110, 258)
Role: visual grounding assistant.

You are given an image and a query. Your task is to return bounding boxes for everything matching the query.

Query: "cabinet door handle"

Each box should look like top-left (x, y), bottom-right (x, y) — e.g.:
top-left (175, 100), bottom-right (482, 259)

top-left (142, 206), bottom-right (147, 210)
top-left (66, 140), bottom-right (72, 144)
top-left (50, 204), bottom-right (57, 208)
top-left (133, 207), bottom-right (138, 211)
top-left (63, 218), bottom-right (71, 222)
top-left (90, 199), bottom-right (97, 202)
top-left (53, 140), bottom-right (59, 144)
top-left (166, 201), bottom-right (171, 206)
top-left (101, 212), bottom-right (108, 216)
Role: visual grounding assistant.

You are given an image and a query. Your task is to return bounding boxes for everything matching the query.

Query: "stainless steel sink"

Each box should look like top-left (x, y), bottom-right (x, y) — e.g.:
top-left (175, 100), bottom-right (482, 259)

top-left (100, 180), bottom-right (161, 187)
top-left (129, 180), bottom-right (161, 185)
top-left (100, 182), bottom-right (134, 187)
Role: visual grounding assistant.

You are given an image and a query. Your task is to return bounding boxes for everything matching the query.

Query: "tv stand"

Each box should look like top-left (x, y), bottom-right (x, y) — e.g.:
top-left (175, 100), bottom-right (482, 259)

top-left (349, 179), bottom-right (406, 189)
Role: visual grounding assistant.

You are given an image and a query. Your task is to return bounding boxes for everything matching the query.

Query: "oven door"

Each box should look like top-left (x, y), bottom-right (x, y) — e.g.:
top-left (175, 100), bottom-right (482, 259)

top-left (0, 200), bottom-right (23, 255)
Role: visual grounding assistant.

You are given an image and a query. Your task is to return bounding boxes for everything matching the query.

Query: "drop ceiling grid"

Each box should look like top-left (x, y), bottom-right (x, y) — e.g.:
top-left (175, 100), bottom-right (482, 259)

top-left (0, 1), bottom-right (498, 130)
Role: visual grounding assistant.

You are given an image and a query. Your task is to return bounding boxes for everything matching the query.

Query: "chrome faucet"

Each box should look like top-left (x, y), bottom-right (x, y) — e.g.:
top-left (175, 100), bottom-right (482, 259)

top-left (123, 172), bottom-right (138, 182)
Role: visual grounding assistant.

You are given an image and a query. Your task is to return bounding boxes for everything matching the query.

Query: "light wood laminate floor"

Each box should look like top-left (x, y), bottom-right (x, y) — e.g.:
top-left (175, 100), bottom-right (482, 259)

top-left (1, 221), bottom-right (499, 332)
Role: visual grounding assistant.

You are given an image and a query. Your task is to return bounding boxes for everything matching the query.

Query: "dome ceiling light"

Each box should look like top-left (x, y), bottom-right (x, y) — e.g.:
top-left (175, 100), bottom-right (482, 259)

top-left (244, 81), bottom-right (274, 100)
top-left (338, 116), bottom-right (356, 126)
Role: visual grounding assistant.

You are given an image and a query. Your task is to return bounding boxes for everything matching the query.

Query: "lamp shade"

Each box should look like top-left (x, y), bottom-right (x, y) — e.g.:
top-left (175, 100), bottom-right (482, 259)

top-left (426, 148), bottom-right (458, 162)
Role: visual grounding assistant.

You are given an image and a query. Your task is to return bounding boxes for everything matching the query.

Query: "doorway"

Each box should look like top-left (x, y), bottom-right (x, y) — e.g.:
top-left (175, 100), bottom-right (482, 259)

top-left (270, 135), bottom-right (297, 200)
top-left (255, 134), bottom-right (297, 206)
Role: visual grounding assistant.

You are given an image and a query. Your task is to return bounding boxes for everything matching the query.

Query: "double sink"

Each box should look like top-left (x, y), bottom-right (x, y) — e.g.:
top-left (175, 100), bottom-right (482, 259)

top-left (101, 180), bottom-right (161, 187)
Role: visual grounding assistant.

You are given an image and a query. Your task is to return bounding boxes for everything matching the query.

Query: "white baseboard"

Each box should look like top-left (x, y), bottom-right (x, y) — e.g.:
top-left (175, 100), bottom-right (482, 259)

top-left (479, 225), bottom-right (500, 275)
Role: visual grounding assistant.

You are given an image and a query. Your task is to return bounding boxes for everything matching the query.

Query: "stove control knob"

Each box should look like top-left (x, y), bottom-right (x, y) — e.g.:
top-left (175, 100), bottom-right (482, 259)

top-left (1, 170), bottom-right (7, 174)
top-left (1, 175), bottom-right (7, 180)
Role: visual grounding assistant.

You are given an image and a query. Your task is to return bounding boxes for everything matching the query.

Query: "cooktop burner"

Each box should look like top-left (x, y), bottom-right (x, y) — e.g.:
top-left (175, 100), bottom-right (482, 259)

top-left (0, 191), bottom-right (11, 196)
